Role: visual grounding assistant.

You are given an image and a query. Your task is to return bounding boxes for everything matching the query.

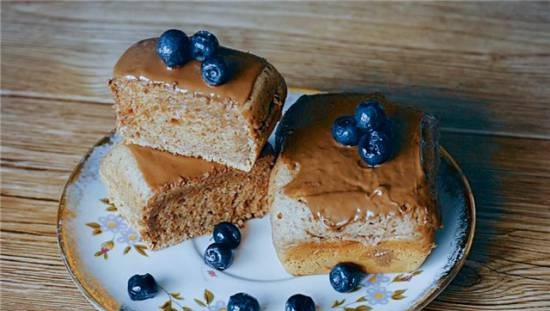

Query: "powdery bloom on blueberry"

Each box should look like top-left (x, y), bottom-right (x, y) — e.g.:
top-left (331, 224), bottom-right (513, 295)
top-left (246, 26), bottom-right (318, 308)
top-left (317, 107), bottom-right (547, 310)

top-left (362, 274), bottom-right (391, 287)
top-left (116, 227), bottom-right (141, 246)
top-left (366, 286), bottom-right (391, 305)
top-left (98, 214), bottom-right (127, 233)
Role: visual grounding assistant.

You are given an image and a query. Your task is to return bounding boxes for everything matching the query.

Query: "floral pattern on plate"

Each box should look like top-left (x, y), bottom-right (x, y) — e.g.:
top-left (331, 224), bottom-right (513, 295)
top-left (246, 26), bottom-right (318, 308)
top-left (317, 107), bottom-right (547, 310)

top-left (58, 93), bottom-right (474, 311)
top-left (85, 198), bottom-right (148, 259)
top-left (156, 288), bottom-right (223, 311)
top-left (91, 197), bottom-right (423, 311)
top-left (329, 271), bottom-right (420, 310)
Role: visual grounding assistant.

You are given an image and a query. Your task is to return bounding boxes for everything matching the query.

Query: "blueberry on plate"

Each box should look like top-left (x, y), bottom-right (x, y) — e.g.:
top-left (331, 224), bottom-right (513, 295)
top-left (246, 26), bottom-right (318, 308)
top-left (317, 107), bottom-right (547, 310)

top-left (213, 222), bottom-right (241, 249)
top-left (191, 30), bottom-right (220, 61)
top-left (329, 263), bottom-right (364, 293)
top-left (127, 273), bottom-right (158, 301)
top-left (354, 99), bottom-right (386, 131)
top-left (358, 130), bottom-right (392, 167)
top-left (227, 293), bottom-right (260, 311)
top-left (332, 116), bottom-right (361, 146)
top-left (285, 294), bottom-right (315, 311)
top-left (204, 243), bottom-right (233, 270)
top-left (201, 55), bottom-right (229, 86)
top-left (156, 29), bottom-right (191, 68)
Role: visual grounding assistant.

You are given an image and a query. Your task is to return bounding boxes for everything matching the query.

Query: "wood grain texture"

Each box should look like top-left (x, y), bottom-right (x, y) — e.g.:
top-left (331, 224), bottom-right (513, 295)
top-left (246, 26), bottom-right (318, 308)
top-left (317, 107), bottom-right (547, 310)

top-left (2, 1), bottom-right (550, 137)
top-left (2, 96), bottom-right (550, 310)
top-left (1, 1), bottom-right (550, 310)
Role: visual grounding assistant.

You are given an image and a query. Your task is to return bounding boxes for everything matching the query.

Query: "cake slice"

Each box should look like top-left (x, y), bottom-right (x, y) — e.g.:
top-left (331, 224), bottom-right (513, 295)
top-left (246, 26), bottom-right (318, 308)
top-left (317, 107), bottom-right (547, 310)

top-left (100, 143), bottom-right (274, 250)
top-left (269, 93), bottom-right (440, 275)
top-left (109, 38), bottom-right (287, 172)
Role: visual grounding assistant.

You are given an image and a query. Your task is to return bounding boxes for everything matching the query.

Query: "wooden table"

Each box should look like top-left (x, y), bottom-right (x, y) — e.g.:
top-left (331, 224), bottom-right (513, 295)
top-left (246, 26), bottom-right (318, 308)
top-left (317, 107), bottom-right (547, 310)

top-left (1, 2), bottom-right (549, 310)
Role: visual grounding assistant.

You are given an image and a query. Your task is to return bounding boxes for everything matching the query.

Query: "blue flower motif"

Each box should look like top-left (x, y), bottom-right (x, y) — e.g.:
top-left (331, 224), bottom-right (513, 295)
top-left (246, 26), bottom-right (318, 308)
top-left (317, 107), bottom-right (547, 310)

top-left (203, 300), bottom-right (225, 311)
top-left (116, 227), bottom-right (141, 246)
top-left (365, 286), bottom-right (391, 305)
top-left (98, 214), bottom-right (127, 233)
top-left (362, 273), bottom-right (390, 287)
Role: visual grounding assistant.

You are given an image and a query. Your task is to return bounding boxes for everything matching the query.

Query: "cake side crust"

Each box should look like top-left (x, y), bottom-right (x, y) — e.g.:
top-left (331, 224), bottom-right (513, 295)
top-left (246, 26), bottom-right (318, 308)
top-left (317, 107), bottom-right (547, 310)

top-left (268, 93), bottom-right (440, 276)
top-left (243, 62), bottom-right (287, 161)
top-left (99, 144), bottom-right (154, 242)
top-left (142, 151), bottom-right (275, 250)
top-left (100, 143), bottom-right (275, 250)
top-left (109, 60), bottom-right (286, 172)
top-left (277, 238), bottom-right (435, 276)
top-left (269, 153), bottom-right (437, 276)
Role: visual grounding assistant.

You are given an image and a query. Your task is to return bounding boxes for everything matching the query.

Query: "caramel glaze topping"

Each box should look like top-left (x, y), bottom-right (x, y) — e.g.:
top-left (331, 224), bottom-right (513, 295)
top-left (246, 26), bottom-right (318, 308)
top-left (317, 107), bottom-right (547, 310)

top-left (127, 144), bottom-right (222, 190)
top-left (280, 94), bottom-right (434, 231)
top-left (113, 38), bottom-right (266, 106)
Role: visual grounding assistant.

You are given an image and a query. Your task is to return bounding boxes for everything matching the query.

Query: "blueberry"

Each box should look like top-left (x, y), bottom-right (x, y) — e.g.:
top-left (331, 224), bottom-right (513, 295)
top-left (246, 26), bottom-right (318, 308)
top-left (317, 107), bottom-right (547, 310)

top-left (156, 29), bottom-right (191, 68)
top-left (354, 100), bottom-right (386, 131)
top-left (227, 293), bottom-right (260, 311)
top-left (329, 263), bottom-right (364, 293)
top-left (213, 222), bottom-right (241, 249)
top-left (204, 243), bottom-right (233, 270)
top-left (201, 56), bottom-right (229, 86)
top-left (285, 294), bottom-right (315, 311)
top-left (127, 273), bottom-right (158, 301)
top-left (332, 116), bottom-right (361, 146)
top-left (191, 30), bottom-right (220, 61)
top-left (358, 130), bottom-right (392, 166)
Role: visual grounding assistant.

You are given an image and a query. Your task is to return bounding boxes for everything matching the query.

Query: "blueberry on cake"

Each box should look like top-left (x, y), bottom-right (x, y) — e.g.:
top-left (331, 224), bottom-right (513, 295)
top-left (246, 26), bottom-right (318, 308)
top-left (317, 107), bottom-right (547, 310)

top-left (109, 30), bottom-right (287, 172)
top-left (269, 93), bottom-right (440, 275)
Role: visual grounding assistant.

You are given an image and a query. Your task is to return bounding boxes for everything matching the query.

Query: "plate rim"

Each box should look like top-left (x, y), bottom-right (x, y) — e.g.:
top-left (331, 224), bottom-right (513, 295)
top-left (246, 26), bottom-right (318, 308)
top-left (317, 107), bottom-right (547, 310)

top-left (57, 106), bottom-right (476, 311)
top-left (57, 134), bottom-right (117, 311)
top-left (409, 147), bottom-right (476, 310)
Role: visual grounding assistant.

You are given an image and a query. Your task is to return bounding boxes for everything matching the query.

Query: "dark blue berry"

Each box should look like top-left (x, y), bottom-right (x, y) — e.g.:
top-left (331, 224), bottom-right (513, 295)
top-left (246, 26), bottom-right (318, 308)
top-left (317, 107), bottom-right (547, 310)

top-left (227, 293), bottom-right (260, 311)
top-left (329, 263), bottom-right (363, 293)
top-left (127, 273), bottom-right (158, 301)
top-left (201, 56), bottom-right (229, 86)
top-left (213, 222), bottom-right (241, 249)
top-left (191, 30), bottom-right (220, 62)
top-left (332, 116), bottom-right (361, 146)
top-left (156, 29), bottom-right (191, 68)
top-left (358, 130), bottom-right (392, 166)
top-left (285, 294), bottom-right (315, 311)
top-left (354, 100), bottom-right (386, 132)
top-left (204, 243), bottom-right (233, 270)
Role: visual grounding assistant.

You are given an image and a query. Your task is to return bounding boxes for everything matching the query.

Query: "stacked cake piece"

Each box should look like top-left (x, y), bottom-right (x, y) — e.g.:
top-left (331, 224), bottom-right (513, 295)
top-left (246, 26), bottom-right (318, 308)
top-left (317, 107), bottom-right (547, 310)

top-left (100, 29), bottom-right (287, 250)
top-left (100, 29), bottom-right (440, 276)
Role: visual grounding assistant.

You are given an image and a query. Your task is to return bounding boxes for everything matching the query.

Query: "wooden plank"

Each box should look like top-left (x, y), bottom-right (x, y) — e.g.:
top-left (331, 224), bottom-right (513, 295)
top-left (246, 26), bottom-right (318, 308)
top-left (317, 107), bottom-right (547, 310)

top-left (427, 132), bottom-right (550, 310)
top-left (2, 2), bottom-right (550, 137)
top-left (1, 96), bottom-right (550, 309)
top-left (1, 197), bottom-right (93, 311)
top-left (1, 95), bottom-right (113, 200)
top-left (1, 95), bottom-right (113, 170)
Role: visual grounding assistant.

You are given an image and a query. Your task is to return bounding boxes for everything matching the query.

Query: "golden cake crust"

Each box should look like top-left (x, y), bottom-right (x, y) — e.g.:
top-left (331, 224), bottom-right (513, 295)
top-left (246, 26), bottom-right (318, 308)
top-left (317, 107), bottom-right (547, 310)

top-left (109, 38), bottom-right (287, 172)
top-left (277, 238), bottom-right (435, 276)
top-left (269, 93), bottom-right (440, 275)
top-left (100, 143), bottom-right (275, 250)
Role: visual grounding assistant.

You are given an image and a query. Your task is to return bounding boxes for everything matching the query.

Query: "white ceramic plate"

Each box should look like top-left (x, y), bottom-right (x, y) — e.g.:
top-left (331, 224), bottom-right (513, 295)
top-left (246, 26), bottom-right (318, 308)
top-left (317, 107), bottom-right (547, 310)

top-left (58, 92), bottom-right (475, 311)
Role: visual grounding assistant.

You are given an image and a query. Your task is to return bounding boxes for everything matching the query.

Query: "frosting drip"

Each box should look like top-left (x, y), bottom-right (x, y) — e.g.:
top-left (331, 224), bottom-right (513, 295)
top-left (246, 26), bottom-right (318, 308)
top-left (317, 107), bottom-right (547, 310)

top-left (281, 95), bottom-right (433, 231)
top-left (127, 144), bottom-right (222, 190)
top-left (113, 38), bottom-right (266, 105)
